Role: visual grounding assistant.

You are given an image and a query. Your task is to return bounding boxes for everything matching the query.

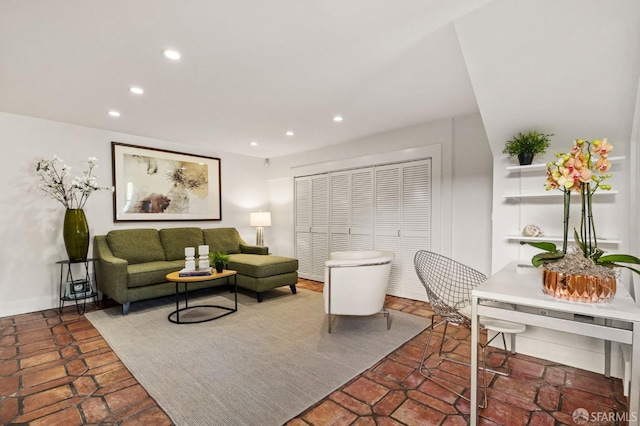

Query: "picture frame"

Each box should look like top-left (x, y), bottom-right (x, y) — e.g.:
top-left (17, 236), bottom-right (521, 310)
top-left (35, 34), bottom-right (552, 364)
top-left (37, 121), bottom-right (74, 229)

top-left (111, 142), bottom-right (222, 222)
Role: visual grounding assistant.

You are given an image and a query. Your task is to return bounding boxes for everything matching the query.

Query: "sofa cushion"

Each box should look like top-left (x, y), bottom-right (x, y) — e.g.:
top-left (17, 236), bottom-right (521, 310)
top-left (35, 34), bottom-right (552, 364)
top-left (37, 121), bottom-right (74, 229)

top-left (228, 254), bottom-right (298, 278)
top-left (127, 261), bottom-right (184, 288)
top-left (203, 228), bottom-right (242, 254)
top-left (159, 227), bottom-right (205, 261)
top-left (106, 229), bottom-right (166, 265)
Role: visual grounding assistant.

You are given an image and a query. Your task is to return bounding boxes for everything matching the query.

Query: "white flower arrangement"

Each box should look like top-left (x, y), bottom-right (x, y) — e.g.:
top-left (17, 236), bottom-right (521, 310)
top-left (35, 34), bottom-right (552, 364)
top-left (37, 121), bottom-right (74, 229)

top-left (35, 155), bottom-right (113, 209)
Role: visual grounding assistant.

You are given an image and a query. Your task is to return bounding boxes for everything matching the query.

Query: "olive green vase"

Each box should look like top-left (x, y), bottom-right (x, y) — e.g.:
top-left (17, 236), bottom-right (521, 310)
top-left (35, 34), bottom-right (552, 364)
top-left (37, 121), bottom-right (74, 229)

top-left (63, 208), bottom-right (90, 261)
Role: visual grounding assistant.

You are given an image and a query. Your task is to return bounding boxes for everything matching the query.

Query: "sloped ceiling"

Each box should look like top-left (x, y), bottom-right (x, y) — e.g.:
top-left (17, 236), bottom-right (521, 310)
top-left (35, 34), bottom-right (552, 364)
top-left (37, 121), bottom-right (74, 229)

top-left (455, 0), bottom-right (640, 155)
top-left (1, 0), bottom-right (638, 158)
top-left (0, 0), bottom-right (489, 158)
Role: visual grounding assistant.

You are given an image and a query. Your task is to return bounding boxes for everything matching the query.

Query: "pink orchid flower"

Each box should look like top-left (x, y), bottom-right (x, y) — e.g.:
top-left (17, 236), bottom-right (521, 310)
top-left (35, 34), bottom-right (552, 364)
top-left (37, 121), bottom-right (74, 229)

top-left (591, 138), bottom-right (613, 157)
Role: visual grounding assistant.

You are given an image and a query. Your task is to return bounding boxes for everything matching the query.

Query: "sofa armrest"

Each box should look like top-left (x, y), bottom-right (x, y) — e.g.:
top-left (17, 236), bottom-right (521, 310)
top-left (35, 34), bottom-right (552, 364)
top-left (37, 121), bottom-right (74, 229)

top-left (240, 243), bottom-right (268, 255)
top-left (93, 235), bottom-right (130, 304)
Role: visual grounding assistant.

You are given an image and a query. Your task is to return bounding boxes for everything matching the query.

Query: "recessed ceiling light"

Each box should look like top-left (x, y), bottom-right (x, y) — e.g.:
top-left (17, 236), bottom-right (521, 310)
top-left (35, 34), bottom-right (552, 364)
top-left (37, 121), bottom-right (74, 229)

top-left (108, 110), bottom-right (121, 117)
top-left (250, 141), bottom-right (258, 146)
top-left (333, 115), bottom-right (343, 122)
top-left (129, 86), bottom-right (144, 95)
top-left (162, 49), bottom-right (181, 60)
top-left (286, 131), bottom-right (294, 136)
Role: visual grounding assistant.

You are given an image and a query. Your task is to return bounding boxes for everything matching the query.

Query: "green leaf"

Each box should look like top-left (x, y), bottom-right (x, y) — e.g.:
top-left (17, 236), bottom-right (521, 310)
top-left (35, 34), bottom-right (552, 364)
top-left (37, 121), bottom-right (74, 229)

top-left (597, 262), bottom-right (640, 276)
top-left (531, 251), bottom-right (565, 267)
top-left (597, 254), bottom-right (640, 265)
top-left (520, 241), bottom-right (558, 253)
top-left (573, 229), bottom-right (585, 254)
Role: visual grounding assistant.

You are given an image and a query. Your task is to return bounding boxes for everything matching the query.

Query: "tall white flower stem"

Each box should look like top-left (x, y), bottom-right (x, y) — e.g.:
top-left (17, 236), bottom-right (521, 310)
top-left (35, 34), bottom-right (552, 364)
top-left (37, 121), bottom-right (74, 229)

top-left (35, 156), bottom-right (112, 209)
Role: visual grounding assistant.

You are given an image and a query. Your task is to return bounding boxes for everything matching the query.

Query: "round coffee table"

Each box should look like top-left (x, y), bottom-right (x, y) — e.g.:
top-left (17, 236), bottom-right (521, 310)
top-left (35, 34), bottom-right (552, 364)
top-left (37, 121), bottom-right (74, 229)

top-left (165, 269), bottom-right (238, 324)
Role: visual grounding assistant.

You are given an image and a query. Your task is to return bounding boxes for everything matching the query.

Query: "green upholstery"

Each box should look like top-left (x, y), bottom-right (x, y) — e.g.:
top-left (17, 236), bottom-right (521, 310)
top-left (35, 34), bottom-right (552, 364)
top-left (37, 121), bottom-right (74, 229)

top-left (127, 260), bottom-right (184, 288)
top-left (94, 227), bottom-right (298, 314)
top-left (94, 235), bottom-right (129, 304)
top-left (229, 254), bottom-right (298, 278)
top-left (106, 229), bottom-right (165, 264)
top-left (236, 272), bottom-right (298, 293)
top-left (160, 227), bottom-right (204, 261)
top-left (202, 227), bottom-right (242, 254)
top-left (239, 243), bottom-right (268, 255)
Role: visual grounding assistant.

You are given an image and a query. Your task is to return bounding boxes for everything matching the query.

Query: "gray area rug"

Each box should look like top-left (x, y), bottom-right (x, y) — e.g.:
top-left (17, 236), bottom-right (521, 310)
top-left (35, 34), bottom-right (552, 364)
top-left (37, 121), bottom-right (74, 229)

top-left (86, 287), bottom-right (427, 426)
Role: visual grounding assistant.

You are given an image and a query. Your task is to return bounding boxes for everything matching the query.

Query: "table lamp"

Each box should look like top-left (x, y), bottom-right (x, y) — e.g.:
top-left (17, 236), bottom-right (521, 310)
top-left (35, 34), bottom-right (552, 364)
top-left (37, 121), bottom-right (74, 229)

top-left (250, 211), bottom-right (271, 246)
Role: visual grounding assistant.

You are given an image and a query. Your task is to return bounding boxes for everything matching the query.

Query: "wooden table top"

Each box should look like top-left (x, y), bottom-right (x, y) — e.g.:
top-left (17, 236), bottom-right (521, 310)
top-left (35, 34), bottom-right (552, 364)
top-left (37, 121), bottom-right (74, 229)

top-left (165, 269), bottom-right (237, 283)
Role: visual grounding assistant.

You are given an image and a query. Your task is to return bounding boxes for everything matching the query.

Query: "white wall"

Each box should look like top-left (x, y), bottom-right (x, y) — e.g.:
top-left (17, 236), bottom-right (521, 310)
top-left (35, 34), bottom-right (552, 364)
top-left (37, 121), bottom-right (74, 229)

top-left (630, 75), bottom-right (640, 304)
top-left (0, 111), bottom-right (492, 317)
top-left (451, 114), bottom-right (492, 272)
top-left (0, 112), bottom-right (269, 317)
top-left (265, 113), bottom-right (493, 275)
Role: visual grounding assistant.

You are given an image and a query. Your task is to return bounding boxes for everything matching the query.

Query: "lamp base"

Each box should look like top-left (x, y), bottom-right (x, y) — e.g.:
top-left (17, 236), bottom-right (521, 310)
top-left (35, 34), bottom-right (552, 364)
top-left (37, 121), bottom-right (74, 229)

top-left (256, 226), bottom-right (264, 246)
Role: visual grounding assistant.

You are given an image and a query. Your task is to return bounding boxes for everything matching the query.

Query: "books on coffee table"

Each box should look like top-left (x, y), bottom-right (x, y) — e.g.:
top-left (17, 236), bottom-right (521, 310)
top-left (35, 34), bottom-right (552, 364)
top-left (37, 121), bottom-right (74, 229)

top-left (178, 268), bottom-right (213, 277)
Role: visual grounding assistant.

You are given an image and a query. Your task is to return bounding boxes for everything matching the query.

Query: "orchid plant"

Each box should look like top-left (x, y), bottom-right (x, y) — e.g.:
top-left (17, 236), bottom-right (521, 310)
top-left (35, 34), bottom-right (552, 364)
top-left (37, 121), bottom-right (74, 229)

top-left (35, 155), bottom-right (113, 209)
top-left (523, 138), bottom-right (640, 275)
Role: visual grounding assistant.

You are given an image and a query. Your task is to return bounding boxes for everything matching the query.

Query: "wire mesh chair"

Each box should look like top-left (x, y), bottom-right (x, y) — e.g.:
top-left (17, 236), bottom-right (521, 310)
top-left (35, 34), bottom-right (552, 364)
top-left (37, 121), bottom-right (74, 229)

top-left (414, 250), bottom-right (526, 408)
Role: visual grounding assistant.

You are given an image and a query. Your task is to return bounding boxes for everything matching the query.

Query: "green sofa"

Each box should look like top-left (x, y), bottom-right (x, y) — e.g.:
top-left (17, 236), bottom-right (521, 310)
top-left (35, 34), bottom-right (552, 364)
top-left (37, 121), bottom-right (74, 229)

top-left (93, 227), bottom-right (298, 314)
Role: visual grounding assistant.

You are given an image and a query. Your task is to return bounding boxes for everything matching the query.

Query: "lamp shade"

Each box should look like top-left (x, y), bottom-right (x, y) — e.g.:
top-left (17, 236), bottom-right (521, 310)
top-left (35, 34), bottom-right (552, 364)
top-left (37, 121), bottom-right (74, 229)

top-left (250, 211), bottom-right (271, 227)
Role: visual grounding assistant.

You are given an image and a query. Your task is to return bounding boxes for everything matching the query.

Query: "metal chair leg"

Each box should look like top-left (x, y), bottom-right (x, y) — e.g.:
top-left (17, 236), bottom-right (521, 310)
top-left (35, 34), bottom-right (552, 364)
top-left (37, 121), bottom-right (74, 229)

top-left (419, 318), bottom-right (488, 408)
top-left (421, 321), bottom-right (519, 409)
top-left (382, 310), bottom-right (391, 330)
top-left (480, 331), bottom-right (513, 377)
top-left (419, 318), bottom-right (447, 377)
top-left (437, 321), bottom-right (449, 358)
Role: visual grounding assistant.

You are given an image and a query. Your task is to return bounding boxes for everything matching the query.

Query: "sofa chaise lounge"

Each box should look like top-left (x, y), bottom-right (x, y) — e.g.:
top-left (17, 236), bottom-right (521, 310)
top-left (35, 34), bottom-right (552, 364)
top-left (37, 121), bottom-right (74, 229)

top-left (93, 227), bottom-right (298, 314)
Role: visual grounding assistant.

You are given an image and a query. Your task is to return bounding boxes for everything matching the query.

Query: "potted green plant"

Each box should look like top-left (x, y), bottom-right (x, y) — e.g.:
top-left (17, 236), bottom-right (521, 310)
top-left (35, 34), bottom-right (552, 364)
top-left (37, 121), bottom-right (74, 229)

top-left (503, 131), bottom-right (553, 165)
top-left (209, 251), bottom-right (230, 273)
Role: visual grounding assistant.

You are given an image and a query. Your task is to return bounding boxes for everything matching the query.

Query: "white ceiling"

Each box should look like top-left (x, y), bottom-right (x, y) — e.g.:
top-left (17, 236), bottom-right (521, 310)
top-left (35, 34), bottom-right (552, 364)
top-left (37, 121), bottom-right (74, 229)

top-left (2, 0), bottom-right (639, 160)
top-left (456, 0), bottom-right (640, 155)
top-left (0, 0), bottom-right (490, 158)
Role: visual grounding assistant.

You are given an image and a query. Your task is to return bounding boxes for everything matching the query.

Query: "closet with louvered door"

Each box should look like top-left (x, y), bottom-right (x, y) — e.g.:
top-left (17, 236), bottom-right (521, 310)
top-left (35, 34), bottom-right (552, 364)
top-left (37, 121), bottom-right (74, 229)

top-left (329, 168), bottom-right (374, 253)
top-left (374, 159), bottom-right (431, 301)
top-left (294, 158), bottom-right (432, 298)
top-left (294, 174), bottom-right (329, 281)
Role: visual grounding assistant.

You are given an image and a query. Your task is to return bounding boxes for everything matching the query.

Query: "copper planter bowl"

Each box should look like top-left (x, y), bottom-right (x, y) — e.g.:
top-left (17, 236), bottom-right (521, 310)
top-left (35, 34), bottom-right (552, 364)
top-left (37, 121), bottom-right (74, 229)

top-left (542, 269), bottom-right (616, 303)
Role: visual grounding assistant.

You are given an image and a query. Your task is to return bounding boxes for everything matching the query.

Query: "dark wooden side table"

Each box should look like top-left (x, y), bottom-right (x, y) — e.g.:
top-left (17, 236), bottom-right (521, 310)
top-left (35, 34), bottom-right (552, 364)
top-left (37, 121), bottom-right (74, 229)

top-left (56, 258), bottom-right (98, 315)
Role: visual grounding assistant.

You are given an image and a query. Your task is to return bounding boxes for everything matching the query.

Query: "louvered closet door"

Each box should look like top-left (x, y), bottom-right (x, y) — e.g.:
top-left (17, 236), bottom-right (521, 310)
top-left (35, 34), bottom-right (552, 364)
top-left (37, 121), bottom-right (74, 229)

top-left (329, 168), bottom-right (373, 253)
top-left (374, 159), bottom-right (431, 302)
top-left (295, 174), bottom-right (329, 281)
top-left (294, 177), bottom-right (312, 278)
top-left (310, 174), bottom-right (329, 281)
top-left (400, 160), bottom-right (431, 301)
top-left (349, 168), bottom-right (373, 250)
top-left (374, 166), bottom-right (402, 295)
top-left (329, 172), bottom-right (350, 252)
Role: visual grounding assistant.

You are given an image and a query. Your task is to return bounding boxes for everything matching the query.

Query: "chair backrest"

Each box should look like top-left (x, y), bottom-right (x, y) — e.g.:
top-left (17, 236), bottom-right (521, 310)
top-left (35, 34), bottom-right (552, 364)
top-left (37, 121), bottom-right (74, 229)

top-left (414, 250), bottom-right (487, 325)
top-left (324, 250), bottom-right (394, 316)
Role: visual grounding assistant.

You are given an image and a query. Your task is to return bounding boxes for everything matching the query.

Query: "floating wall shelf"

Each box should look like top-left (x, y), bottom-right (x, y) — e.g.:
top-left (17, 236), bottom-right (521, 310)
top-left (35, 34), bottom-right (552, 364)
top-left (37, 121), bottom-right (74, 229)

top-left (505, 156), bottom-right (625, 173)
top-left (503, 190), bottom-right (619, 200)
top-left (505, 235), bottom-right (621, 245)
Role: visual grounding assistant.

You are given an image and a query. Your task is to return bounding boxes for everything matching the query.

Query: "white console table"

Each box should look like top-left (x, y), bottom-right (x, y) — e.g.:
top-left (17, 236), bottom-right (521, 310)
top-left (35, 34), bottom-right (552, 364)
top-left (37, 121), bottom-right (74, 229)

top-left (470, 262), bottom-right (640, 425)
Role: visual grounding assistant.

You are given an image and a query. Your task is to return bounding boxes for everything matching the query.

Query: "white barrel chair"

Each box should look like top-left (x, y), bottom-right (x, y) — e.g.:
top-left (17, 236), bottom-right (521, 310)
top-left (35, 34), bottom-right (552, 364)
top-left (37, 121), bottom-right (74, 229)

top-left (323, 250), bottom-right (395, 333)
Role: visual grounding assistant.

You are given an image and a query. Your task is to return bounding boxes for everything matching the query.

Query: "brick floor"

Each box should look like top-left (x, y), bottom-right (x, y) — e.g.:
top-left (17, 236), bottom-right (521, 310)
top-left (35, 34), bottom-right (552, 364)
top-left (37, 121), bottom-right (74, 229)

top-left (0, 279), bottom-right (629, 425)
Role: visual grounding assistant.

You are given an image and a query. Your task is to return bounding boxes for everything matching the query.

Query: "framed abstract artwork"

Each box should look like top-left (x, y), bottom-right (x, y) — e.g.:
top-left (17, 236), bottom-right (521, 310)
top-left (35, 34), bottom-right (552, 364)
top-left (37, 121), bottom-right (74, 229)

top-left (111, 142), bottom-right (221, 222)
